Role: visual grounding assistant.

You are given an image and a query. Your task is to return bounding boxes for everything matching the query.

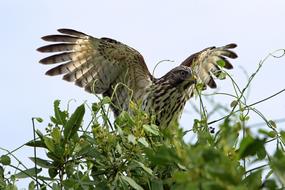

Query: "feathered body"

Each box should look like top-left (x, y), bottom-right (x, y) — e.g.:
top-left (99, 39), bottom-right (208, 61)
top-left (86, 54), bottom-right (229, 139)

top-left (38, 29), bottom-right (237, 127)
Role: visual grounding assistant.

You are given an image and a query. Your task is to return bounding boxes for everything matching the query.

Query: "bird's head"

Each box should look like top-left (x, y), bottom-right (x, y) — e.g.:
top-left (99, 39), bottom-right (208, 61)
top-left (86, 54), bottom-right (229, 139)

top-left (160, 65), bottom-right (196, 89)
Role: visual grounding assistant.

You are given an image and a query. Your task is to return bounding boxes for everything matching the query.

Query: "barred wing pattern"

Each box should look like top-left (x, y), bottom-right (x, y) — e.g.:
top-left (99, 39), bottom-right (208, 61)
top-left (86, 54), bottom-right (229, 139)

top-left (38, 29), bottom-right (153, 115)
top-left (38, 28), bottom-right (237, 122)
top-left (181, 44), bottom-right (237, 89)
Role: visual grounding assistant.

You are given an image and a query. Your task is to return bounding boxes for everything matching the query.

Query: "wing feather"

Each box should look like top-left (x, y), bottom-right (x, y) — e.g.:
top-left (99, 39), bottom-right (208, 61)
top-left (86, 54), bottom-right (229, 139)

top-left (38, 28), bottom-right (152, 114)
top-left (57, 28), bottom-right (88, 37)
top-left (181, 43), bottom-right (237, 89)
top-left (41, 35), bottom-right (79, 42)
top-left (37, 43), bottom-right (89, 53)
top-left (39, 52), bottom-right (76, 64)
top-left (60, 59), bottom-right (94, 81)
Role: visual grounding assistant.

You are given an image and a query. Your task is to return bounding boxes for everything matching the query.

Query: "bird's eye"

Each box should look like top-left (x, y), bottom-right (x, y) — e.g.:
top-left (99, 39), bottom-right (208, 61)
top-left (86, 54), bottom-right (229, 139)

top-left (180, 70), bottom-right (187, 78)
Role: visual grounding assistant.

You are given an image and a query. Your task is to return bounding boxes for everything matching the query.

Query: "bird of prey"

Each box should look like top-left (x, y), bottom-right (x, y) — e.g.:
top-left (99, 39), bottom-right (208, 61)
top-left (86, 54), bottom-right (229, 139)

top-left (38, 29), bottom-right (237, 127)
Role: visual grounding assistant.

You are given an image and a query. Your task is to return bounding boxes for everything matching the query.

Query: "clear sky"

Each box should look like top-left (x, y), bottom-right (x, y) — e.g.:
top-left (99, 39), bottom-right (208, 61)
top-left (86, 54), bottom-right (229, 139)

top-left (0, 0), bottom-right (285, 187)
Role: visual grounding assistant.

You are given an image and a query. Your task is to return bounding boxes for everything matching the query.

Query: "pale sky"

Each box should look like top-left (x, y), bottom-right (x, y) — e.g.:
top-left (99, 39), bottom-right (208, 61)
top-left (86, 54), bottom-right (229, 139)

top-left (0, 0), bottom-right (285, 187)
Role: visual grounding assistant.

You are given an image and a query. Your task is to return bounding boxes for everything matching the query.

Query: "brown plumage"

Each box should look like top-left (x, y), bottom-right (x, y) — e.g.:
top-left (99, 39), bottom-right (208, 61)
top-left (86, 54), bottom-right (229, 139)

top-left (38, 28), bottom-right (237, 127)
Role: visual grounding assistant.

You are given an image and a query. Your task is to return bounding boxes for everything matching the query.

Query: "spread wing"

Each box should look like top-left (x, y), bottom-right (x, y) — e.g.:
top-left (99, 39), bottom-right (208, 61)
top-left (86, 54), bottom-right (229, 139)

top-left (38, 29), bottom-right (153, 115)
top-left (181, 44), bottom-right (238, 89)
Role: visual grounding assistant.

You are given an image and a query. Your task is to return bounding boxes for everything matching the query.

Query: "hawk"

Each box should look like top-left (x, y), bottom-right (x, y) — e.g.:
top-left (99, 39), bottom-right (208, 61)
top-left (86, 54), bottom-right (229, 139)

top-left (38, 29), bottom-right (237, 127)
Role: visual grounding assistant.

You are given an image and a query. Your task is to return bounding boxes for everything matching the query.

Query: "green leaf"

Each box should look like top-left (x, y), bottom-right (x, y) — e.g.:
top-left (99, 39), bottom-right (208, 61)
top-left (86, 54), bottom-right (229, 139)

top-left (101, 96), bottom-right (111, 104)
top-left (5, 183), bottom-right (18, 190)
top-left (117, 126), bottom-right (124, 136)
top-left (34, 117), bottom-right (43, 123)
top-left (270, 149), bottom-right (285, 185)
top-left (146, 146), bottom-right (181, 165)
top-left (239, 114), bottom-right (250, 121)
top-left (25, 140), bottom-right (47, 148)
top-left (53, 100), bottom-right (67, 125)
top-left (242, 170), bottom-right (262, 189)
top-left (0, 155), bottom-right (11, 165)
top-left (202, 181), bottom-right (225, 190)
top-left (65, 162), bottom-right (74, 177)
top-left (28, 181), bottom-right (35, 190)
top-left (173, 172), bottom-right (190, 183)
top-left (63, 104), bottom-right (85, 140)
top-left (138, 137), bottom-right (149, 147)
top-left (150, 180), bottom-right (164, 190)
top-left (238, 136), bottom-right (254, 158)
top-left (0, 165), bottom-right (4, 176)
top-left (29, 157), bottom-right (52, 168)
top-left (134, 161), bottom-right (153, 175)
top-left (218, 72), bottom-right (227, 80)
top-left (116, 143), bottom-right (122, 155)
top-left (51, 127), bottom-right (61, 144)
top-left (217, 59), bottom-right (226, 67)
top-left (14, 168), bottom-right (42, 179)
top-left (46, 152), bottom-right (60, 161)
top-left (265, 169), bottom-right (273, 179)
top-left (48, 168), bottom-right (58, 179)
top-left (262, 179), bottom-right (277, 189)
top-left (258, 129), bottom-right (276, 138)
top-left (115, 111), bottom-right (135, 127)
top-left (268, 120), bottom-right (277, 128)
top-left (280, 131), bottom-right (285, 142)
top-left (127, 134), bottom-right (136, 144)
top-left (230, 100), bottom-right (238, 108)
top-left (43, 137), bottom-right (55, 153)
top-left (238, 136), bottom-right (265, 159)
top-left (121, 175), bottom-right (144, 190)
top-left (36, 129), bottom-right (44, 139)
top-left (92, 102), bottom-right (100, 113)
top-left (51, 183), bottom-right (61, 190)
top-left (143, 124), bottom-right (160, 136)
top-left (195, 83), bottom-right (205, 92)
top-left (256, 146), bottom-right (266, 160)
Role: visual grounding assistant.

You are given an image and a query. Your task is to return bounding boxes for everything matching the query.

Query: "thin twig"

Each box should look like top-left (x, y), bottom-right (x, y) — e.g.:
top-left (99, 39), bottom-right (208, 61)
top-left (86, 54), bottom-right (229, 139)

top-left (152, 59), bottom-right (174, 77)
top-left (245, 164), bottom-right (268, 175)
top-left (208, 88), bottom-right (285, 125)
top-left (248, 118), bottom-right (285, 128)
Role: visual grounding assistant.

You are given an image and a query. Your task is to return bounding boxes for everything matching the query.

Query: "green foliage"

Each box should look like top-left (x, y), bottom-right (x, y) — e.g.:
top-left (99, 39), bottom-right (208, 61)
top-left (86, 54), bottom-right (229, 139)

top-left (1, 97), bottom-right (285, 189)
top-left (0, 49), bottom-right (285, 189)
